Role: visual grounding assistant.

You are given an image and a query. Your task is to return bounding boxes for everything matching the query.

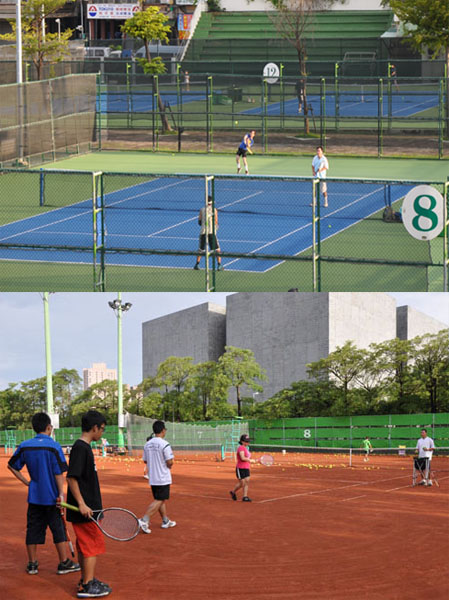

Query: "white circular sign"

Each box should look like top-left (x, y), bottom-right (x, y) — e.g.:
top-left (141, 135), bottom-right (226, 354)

top-left (401, 185), bottom-right (444, 241)
top-left (263, 62), bottom-right (279, 84)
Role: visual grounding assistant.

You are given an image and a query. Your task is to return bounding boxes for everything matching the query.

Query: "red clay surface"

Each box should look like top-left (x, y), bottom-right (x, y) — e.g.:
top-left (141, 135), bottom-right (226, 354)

top-left (1, 449), bottom-right (448, 600)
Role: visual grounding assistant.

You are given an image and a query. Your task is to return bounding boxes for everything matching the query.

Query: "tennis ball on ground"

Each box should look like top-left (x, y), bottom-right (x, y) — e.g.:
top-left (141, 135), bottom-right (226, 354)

top-left (328, 224), bottom-right (332, 228)
top-left (234, 120), bottom-right (239, 125)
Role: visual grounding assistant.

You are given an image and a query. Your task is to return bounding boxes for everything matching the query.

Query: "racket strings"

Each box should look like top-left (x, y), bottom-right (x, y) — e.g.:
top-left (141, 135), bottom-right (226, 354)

top-left (96, 509), bottom-right (140, 540)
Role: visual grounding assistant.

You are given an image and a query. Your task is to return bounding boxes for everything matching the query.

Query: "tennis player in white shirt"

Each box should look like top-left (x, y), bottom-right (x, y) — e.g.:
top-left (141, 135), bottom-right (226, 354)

top-left (415, 428), bottom-right (435, 486)
top-left (312, 146), bottom-right (329, 208)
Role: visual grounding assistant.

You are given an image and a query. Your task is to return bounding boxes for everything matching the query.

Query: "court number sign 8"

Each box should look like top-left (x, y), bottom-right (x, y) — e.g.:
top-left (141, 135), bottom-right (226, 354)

top-left (263, 62), bottom-right (280, 84)
top-left (304, 429), bottom-right (311, 438)
top-left (402, 185), bottom-right (444, 241)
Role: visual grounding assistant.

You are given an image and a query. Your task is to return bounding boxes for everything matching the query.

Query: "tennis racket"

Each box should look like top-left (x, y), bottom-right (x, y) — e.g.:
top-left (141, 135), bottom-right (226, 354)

top-left (259, 454), bottom-right (274, 467)
top-left (59, 503), bottom-right (75, 557)
top-left (61, 501), bottom-right (140, 542)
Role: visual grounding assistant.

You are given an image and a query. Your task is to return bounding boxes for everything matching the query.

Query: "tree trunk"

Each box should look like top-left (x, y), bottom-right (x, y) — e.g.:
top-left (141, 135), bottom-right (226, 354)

top-left (145, 42), bottom-right (172, 133)
top-left (296, 43), bottom-right (309, 135)
top-left (236, 385), bottom-right (241, 417)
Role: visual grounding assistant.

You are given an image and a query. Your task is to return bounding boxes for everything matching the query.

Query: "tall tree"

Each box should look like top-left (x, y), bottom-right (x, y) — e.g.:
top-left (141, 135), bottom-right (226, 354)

top-left (189, 361), bottom-right (231, 420)
top-left (267, 0), bottom-right (344, 134)
top-left (156, 356), bottom-right (194, 420)
top-left (218, 346), bottom-right (266, 417)
top-left (0, 0), bottom-right (74, 80)
top-left (382, 0), bottom-right (449, 132)
top-left (307, 342), bottom-right (368, 409)
top-left (121, 6), bottom-right (172, 131)
top-left (413, 330), bottom-right (449, 413)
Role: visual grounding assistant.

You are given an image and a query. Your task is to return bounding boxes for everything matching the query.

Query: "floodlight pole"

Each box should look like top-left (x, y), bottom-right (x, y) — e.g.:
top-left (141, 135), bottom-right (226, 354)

top-left (43, 292), bottom-right (54, 414)
top-left (108, 293), bottom-right (132, 450)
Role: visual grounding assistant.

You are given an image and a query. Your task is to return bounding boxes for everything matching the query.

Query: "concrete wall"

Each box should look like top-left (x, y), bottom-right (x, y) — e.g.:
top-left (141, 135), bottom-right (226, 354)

top-left (396, 305), bottom-right (448, 341)
top-left (225, 293), bottom-right (330, 402)
top-left (328, 293), bottom-right (397, 352)
top-left (142, 302), bottom-right (226, 379)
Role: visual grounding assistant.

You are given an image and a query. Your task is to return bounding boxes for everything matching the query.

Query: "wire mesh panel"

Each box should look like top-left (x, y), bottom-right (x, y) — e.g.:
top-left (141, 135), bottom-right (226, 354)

top-left (0, 74), bottom-right (98, 166)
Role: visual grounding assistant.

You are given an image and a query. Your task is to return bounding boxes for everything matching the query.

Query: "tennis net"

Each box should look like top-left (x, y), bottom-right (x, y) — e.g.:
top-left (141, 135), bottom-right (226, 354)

top-left (244, 444), bottom-right (449, 469)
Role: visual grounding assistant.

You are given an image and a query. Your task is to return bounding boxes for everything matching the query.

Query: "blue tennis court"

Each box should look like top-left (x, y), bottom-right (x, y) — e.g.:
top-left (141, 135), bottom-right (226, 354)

top-left (103, 91), bottom-right (206, 113)
top-left (242, 92), bottom-right (440, 118)
top-left (0, 176), bottom-right (413, 272)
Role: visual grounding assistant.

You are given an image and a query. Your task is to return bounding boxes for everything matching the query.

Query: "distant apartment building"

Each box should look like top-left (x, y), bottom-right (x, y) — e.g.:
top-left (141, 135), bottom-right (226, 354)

top-left (83, 362), bottom-right (117, 390)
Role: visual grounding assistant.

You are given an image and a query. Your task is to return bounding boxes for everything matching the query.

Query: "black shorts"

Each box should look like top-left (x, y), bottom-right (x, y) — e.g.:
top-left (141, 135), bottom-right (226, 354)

top-left (26, 504), bottom-right (66, 545)
top-left (199, 234), bottom-right (219, 251)
top-left (414, 457), bottom-right (429, 471)
top-left (236, 147), bottom-right (248, 158)
top-left (151, 485), bottom-right (170, 501)
top-left (236, 468), bottom-right (250, 480)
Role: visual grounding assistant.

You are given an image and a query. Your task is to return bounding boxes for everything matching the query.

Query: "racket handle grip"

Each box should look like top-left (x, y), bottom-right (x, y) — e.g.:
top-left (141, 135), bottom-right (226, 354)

top-left (60, 501), bottom-right (81, 513)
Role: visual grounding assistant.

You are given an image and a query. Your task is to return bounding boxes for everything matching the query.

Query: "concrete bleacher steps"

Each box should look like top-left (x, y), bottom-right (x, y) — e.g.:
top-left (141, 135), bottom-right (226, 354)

top-left (185, 10), bottom-right (393, 65)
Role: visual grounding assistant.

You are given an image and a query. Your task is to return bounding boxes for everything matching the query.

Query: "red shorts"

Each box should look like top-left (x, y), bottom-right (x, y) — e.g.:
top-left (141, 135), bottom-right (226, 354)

top-left (72, 521), bottom-right (106, 558)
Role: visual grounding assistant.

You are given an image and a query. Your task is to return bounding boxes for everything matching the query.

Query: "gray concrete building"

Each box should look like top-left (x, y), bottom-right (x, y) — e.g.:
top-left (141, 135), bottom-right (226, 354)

top-left (396, 305), bottom-right (447, 340)
top-left (141, 293), bottom-right (447, 402)
top-left (226, 293), bottom-right (397, 401)
top-left (142, 302), bottom-right (226, 379)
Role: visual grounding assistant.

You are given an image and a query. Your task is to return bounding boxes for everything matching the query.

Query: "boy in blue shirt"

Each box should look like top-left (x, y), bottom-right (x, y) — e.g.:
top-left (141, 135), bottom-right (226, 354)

top-left (8, 412), bottom-right (80, 576)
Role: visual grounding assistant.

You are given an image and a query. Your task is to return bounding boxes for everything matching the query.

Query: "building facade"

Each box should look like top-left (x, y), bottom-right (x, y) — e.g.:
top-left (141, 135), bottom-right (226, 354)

top-left (142, 302), bottom-right (226, 379)
top-left (83, 362), bottom-right (117, 390)
top-left (141, 293), bottom-right (447, 402)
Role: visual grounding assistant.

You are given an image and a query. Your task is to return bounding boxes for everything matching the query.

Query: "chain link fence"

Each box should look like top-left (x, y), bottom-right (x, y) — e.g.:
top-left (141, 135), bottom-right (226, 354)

top-left (0, 169), bottom-right (447, 291)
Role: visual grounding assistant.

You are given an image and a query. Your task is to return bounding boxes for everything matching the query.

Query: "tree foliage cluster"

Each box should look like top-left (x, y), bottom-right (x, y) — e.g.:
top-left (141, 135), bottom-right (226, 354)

top-left (0, 347), bottom-right (266, 429)
top-left (254, 331), bottom-right (449, 419)
top-left (1, 332), bottom-right (447, 431)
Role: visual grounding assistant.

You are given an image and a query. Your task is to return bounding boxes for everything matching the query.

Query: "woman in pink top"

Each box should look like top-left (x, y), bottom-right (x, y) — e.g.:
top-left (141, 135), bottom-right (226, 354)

top-left (229, 434), bottom-right (255, 502)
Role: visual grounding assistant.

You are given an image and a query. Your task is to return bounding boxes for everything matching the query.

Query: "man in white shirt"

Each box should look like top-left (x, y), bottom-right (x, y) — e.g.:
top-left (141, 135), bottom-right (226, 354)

top-left (312, 146), bottom-right (329, 208)
top-left (138, 421), bottom-right (176, 533)
top-left (415, 428), bottom-right (435, 486)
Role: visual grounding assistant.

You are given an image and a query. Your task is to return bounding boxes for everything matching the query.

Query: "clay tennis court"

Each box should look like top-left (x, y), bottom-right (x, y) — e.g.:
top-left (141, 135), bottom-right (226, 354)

top-left (1, 448), bottom-right (448, 600)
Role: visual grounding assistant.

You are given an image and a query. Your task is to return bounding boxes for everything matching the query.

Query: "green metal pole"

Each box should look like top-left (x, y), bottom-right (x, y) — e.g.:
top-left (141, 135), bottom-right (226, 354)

top-left (320, 78), bottom-right (326, 152)
top-left (378, 78), bottom-right (383, 158)
top-left (176, 63), bottom-right (182, 129)
top-left (126, 62), bottom-right (131, 128)
top-left (264, 79), bottom-right (268, 153)
top-left (280, 63), bottom-right (284, 129)
top-left (439, 78), bottom-right (444, 159)
top-left (97, 72), bottom-right (102, 151)
top-left (387, 63), bottom-right (392, 132)
top-left (334, 62), bottom-right (339, 132)
top-left (43, 292), bottom-right (53, 415)
top-left (117, 292), bottom-right (124, 449)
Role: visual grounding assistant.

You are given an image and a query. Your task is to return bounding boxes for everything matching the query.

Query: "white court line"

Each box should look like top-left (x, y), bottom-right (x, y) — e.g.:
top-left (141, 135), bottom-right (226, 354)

top-left (338, 495), bottom-right (366, 502)
top-left (147, 190), bottom-right (263, 238)
top-left (224, 185), bottom-right (384, 269)
top-left (259, 473), bottom-right (411, 504)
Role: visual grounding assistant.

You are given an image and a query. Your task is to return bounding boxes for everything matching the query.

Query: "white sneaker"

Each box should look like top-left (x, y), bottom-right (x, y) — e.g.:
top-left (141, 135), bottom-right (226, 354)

top-left (143, 474), bottom-right (149, 479)
top-left (426, 480), bottom-right (433, 487)
top-left (138, 519), bottom-right (151, 534)
top-left (161, 520), bottom-right (176, 529)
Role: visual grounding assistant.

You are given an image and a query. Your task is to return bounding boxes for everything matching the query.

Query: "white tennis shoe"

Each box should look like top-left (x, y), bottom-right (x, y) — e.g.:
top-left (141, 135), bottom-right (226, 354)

top-left (161, 520), bottom-right (176, 529)
top-left (138, 519), bottom-right (151, 534)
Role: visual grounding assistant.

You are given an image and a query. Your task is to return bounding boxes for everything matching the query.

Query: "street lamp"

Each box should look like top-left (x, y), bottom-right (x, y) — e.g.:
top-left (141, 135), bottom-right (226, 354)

top-left (55, 18), bottom-right (61, 41)
top-left (108, 293), bottom-right (132, 450)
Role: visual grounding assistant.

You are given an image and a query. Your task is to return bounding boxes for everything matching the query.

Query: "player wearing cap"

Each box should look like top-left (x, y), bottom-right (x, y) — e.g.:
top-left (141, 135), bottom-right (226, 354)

top-left (229, 434), bottom-right (255, 502)
top-left (415, 428), bottom-right (435, 486)
top-left (194, 196), bottom-right (223, 271)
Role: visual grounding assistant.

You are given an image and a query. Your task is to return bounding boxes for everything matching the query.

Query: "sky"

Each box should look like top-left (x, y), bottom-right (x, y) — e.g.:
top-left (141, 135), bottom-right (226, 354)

top-left (0, 292), bottom-right (447, 391)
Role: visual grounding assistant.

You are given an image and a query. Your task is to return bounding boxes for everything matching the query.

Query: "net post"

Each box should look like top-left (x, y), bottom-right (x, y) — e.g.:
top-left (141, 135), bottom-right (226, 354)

top-left (154, 75), bottom-right (159, 152)
top-left (349, 447), bottom-right (352, 468)
top-left (387, 63), bottom-right (392, 132)
top-left (126, 62), bottom-right (131, 129)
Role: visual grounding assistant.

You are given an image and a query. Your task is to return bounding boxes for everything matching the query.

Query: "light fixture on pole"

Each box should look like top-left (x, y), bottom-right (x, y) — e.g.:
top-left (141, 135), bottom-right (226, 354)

top-left (55, 18), bottom-right (61, 41)
top-left (108, 293), bottom-right (132, 450)
top-left (41, 292), bottom-right (59, 429)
